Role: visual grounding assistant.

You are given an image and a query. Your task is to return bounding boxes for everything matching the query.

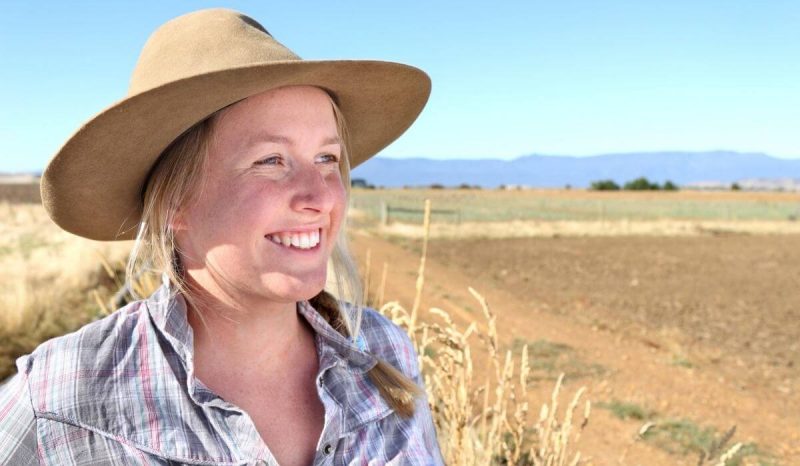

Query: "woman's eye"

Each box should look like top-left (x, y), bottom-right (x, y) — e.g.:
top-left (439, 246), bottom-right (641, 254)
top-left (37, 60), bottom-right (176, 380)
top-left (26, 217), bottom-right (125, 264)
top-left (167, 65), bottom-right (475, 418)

top-left (254, 155), bottom-right (282, 166)
top-left (318, 153), bottom-right (340, 164)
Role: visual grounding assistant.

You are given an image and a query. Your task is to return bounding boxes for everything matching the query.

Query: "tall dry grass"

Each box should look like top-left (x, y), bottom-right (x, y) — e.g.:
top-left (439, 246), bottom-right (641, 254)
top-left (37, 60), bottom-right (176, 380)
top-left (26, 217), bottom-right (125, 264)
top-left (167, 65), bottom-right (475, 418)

top-left (380, 295), bottom-right (590, 465)
top-left (0, 201), bottom-right (130, 379)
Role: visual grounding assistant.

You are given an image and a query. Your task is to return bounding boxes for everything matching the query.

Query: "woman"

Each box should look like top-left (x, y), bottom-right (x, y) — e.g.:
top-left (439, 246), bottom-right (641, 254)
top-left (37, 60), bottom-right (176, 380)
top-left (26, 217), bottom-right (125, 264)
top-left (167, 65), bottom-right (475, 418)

top-left (0, 8), bottom-right (442, 465)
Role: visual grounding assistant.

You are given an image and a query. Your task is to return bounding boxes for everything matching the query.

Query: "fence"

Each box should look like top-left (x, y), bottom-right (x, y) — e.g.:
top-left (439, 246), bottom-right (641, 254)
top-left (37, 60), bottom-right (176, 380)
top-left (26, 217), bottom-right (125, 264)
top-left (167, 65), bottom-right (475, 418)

top-left (349, 190), bottom-right (800, 224)
top-left (379, 201), bottom-right (461, 225)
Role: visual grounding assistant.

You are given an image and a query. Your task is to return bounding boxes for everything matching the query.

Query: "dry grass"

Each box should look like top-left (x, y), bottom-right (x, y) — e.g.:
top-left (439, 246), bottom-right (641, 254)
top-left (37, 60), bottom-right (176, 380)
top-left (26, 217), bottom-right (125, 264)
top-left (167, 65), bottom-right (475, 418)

top-left (380, 296), bottom-right (590, 465)
top-left (354, 187), bottom-right (800, 203)
top-left (350, 188), bottom-right (800, 225)
top-left (0, 202), bottom-right (130, 379)
top-left (376, 219), bottom-right (800, 239)
top-left (0, 182), bottom-right (41, 204)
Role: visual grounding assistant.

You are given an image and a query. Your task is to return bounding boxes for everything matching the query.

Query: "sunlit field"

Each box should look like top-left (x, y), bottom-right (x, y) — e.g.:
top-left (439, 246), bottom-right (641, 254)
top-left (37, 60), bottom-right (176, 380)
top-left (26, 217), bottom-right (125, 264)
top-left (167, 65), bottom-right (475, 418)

top-left (351, 187), bottom-right (800, 223)
top-left (0, 200), bottom-right (130, 379)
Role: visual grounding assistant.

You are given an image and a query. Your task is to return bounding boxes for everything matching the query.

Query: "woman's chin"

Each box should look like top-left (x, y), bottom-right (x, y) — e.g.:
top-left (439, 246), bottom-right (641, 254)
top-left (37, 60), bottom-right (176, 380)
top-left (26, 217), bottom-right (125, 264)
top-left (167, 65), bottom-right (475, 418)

top-left (259, 273), bottom-right (327, 302)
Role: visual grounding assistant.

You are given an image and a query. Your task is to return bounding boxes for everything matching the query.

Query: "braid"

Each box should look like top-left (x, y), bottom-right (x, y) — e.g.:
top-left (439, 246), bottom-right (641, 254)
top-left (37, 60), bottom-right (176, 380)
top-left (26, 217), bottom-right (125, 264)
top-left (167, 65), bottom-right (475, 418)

top-left (309, 290), bottom-right (350, 337)
top-left (309, 290), bottom-right (421, 418)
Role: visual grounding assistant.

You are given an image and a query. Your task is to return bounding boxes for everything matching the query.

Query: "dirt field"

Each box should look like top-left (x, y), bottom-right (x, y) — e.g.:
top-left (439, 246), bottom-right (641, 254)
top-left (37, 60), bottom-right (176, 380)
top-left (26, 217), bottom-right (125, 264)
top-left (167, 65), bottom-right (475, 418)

top-left (0, 182), bottom-right (40, 204)
top-left (424, 234), bottom-right (800, 387)
top-left (349, 230), bottom-right (800, 464)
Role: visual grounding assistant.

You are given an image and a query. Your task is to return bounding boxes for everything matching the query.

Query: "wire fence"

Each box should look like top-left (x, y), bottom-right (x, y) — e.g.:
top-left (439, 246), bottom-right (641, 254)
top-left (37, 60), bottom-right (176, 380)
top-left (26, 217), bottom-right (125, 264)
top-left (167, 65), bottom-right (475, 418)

top-left (350, 189), bottom-right (800, 224)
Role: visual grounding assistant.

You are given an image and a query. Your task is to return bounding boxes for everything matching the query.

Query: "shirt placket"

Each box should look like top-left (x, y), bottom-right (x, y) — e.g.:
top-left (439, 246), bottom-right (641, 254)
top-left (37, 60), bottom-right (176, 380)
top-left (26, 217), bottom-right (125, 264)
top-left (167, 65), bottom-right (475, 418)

top-left (311, 333), bottom-right (346, 465)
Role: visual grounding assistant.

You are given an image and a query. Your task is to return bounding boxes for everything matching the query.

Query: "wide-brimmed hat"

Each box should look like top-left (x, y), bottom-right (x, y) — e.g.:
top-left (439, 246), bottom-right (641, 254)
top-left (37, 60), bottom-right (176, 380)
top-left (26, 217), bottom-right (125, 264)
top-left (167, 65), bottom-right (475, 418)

top-left (41, 8), bottom-right (430, 241)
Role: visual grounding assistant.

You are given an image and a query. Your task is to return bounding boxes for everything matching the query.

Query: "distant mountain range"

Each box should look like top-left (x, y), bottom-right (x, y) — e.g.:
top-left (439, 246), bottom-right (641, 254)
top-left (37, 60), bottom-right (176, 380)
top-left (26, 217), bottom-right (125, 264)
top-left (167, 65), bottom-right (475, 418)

top-left (4, 151), bottom-right (800, 190)
top-left (352, 151), bottom-right (800, 189)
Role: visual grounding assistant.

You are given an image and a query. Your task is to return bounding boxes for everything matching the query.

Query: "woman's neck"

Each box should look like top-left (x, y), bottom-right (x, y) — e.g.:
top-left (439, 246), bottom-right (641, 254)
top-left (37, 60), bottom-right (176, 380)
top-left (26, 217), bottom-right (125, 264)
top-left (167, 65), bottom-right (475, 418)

top-left (181, 273), bottom-right (315, 379)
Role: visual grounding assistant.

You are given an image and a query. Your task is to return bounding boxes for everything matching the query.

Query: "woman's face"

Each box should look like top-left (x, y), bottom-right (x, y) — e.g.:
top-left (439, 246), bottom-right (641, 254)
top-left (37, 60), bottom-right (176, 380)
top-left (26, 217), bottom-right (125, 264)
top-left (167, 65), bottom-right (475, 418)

top-left (174, 85), bottom-right (347, 305)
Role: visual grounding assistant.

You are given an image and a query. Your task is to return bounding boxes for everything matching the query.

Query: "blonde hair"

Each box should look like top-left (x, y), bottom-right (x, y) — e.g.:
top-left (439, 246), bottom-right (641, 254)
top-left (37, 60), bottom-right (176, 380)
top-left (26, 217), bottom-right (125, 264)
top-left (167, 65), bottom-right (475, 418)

top-left (126, 89), bottom-right (420, 416)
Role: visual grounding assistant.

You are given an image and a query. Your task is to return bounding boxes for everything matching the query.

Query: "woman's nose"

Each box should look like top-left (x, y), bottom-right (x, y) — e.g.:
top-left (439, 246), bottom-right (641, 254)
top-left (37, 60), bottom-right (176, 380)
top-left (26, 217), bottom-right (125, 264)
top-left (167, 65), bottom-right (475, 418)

top-left (289, 163), bottom-right (338, 214)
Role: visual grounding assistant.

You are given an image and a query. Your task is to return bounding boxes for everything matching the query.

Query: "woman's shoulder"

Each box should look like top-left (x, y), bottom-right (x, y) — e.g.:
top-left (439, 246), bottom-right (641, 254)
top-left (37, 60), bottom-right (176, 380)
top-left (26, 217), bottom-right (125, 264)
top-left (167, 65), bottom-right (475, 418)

top-left (24, 300), bottom-right (148, 366)
top-left (356, 307), bottom-right (419, 378)
top-left (15, 299), bottom-right (151, 408)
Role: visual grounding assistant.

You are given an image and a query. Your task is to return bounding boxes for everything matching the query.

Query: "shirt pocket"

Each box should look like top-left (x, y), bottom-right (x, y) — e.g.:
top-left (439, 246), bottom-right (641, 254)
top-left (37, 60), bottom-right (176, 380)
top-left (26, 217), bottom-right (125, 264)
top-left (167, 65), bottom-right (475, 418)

top-left (36, 418), bottom-right (172, 465)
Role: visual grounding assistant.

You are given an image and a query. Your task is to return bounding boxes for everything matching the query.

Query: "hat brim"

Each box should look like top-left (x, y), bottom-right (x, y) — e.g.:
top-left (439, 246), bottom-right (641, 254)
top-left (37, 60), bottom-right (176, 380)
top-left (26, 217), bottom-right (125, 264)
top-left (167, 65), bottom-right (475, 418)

top-left (41, 60), bottom-right (430, 241)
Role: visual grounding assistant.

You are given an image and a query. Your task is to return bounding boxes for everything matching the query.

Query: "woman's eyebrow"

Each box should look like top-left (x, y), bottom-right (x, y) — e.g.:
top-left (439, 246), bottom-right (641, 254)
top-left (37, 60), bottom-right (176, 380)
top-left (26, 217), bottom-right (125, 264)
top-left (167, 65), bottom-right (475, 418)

top-left (247, 133), bottom-right (341, 146)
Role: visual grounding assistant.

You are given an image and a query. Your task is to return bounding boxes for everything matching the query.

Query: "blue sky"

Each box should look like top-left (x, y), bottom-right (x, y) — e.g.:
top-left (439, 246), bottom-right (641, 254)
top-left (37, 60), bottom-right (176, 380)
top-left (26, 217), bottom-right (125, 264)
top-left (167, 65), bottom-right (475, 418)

top-left (3, 1), bottom-right (800, 172)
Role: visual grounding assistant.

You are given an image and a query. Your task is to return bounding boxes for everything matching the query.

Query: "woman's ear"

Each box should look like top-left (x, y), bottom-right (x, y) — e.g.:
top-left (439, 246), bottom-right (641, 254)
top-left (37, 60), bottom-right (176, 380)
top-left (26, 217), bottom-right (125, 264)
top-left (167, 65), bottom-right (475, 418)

top-left (170, 209), bottom-right (188, 232)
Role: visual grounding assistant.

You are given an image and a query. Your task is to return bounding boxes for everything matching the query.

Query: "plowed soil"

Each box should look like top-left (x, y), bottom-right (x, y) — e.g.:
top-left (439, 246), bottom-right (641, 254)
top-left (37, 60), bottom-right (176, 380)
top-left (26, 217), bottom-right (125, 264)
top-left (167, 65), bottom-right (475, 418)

top-left (349, 231), bottom-right (800, 465)
top-left (427, 235), bottom-right (800, 387)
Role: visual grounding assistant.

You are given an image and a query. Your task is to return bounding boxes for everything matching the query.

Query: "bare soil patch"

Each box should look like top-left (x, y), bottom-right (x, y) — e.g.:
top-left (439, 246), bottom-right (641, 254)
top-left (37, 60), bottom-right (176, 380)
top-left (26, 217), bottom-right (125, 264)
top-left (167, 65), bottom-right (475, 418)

top-left (349, 230), bottom-right (800, 464)
top-left (0, 182), bottom-right (41, 204)
top-left (421, 234), bottom-right (800, 390)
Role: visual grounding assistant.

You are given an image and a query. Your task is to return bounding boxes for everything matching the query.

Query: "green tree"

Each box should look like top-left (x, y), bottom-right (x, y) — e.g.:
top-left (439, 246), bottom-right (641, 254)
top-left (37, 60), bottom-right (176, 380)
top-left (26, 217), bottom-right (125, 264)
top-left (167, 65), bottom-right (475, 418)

top-left (663, 180), bottom-right (679, 191)
top-left (624, 177), bottom-right (659, 190)
top-left (590, 179), bottom-right (621, 191)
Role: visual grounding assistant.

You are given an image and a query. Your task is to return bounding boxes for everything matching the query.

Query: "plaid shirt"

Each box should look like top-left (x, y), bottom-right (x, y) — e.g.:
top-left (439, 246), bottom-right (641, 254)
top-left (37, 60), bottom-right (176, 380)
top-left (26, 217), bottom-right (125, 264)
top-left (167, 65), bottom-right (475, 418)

top-left (0, 279), bottom-right (443, 465)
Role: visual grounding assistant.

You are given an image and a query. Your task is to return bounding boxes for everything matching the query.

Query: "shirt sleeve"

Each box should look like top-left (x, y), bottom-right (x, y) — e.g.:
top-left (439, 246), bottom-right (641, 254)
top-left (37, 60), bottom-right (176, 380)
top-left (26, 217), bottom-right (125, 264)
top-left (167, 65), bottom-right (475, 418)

top-left (0, 358), bottom-right (39, 465)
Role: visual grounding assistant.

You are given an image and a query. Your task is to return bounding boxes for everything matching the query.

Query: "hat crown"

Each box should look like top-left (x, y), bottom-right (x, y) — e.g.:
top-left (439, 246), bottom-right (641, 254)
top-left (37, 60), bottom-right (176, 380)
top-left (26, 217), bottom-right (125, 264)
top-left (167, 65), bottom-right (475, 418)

top-left (129, 9), bottom-right (300, 95)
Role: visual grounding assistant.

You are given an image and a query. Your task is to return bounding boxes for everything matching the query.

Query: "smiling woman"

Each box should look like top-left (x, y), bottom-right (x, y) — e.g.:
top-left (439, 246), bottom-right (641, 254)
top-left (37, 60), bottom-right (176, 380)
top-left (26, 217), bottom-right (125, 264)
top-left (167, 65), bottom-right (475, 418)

top-left (166, 87), bottom-right (349, 313)
top-left (0, 8), bottom-right (440, 466)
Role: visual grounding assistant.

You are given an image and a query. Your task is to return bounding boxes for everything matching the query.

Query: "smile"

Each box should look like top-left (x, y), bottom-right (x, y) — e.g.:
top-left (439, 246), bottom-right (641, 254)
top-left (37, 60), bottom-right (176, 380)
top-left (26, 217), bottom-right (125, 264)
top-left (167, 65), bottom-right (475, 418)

top-left (266, 228), bottom-right (321, 250)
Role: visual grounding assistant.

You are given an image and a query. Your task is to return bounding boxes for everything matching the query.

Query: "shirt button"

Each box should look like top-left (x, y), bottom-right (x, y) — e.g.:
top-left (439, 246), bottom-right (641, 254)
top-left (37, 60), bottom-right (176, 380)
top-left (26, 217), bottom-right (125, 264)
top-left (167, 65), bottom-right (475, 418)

top-left (255, 461), bottom-right (268, 466)
top-left (323, 443), bottom-right (333, 455)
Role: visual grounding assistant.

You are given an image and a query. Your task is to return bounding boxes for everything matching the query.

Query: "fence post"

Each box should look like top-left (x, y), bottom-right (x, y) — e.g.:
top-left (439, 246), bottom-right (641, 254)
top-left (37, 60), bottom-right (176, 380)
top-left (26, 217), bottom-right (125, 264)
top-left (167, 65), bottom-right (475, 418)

top-left (380, 201), bottom-right (388, 226)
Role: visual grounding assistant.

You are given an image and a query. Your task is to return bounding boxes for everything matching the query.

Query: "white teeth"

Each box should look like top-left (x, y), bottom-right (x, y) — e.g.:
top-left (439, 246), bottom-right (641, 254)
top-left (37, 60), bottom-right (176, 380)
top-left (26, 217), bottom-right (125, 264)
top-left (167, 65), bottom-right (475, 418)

top-left (268, 229), bottom-right (321, 250)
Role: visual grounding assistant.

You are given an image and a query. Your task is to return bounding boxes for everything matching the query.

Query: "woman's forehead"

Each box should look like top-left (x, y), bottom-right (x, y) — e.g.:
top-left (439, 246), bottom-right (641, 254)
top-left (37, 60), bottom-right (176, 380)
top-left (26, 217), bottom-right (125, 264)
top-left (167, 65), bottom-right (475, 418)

top-left (213, 85), bottom-right (338, 141)
top-left (223, 85), bottom-right (334, 121)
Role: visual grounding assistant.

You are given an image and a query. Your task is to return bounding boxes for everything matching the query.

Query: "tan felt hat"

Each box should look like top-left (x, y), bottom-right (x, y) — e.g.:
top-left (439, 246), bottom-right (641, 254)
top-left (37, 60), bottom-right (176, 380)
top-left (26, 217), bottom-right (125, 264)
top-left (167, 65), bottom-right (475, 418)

top-left (41, 8), bottom-right (431, 241)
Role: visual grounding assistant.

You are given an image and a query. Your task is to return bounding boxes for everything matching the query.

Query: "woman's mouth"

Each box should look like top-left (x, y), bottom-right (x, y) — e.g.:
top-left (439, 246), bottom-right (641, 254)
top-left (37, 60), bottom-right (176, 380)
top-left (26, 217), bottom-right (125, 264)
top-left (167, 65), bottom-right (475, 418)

top-left (266, 228), bottom-right (322, 251)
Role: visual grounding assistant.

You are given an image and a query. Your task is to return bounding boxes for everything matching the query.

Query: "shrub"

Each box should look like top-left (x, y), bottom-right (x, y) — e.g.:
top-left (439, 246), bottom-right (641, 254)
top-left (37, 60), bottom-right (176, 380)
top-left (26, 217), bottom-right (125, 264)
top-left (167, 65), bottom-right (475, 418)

top-left (623, 177), bottom-right (660, 190)
top-left (590, 180), bottom-right (620, 191)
